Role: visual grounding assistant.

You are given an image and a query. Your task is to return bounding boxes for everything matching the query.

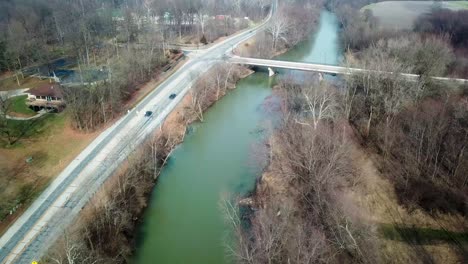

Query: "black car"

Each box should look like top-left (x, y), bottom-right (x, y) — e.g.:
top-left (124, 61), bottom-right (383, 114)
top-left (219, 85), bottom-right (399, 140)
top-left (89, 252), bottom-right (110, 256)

top-left (145, 111), bottom-right (153, 117)
top-left (169, 93), bottom-right (177, 99)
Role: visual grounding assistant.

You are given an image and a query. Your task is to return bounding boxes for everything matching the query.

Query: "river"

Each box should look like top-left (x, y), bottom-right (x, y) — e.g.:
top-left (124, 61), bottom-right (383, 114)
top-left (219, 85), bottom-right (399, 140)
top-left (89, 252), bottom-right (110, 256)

top-left (135, 10), bottom-right (341, 264)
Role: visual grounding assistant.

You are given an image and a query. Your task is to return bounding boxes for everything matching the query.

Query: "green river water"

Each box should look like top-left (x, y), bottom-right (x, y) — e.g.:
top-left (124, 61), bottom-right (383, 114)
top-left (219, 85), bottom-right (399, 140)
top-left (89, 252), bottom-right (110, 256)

top-left (135, 10), bottom-right (341, 264)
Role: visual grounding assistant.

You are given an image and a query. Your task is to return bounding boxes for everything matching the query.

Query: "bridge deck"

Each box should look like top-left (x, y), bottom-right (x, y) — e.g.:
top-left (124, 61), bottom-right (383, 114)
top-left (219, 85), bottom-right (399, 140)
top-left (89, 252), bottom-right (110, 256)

top-left (228, 56), bottom-right (468, 84)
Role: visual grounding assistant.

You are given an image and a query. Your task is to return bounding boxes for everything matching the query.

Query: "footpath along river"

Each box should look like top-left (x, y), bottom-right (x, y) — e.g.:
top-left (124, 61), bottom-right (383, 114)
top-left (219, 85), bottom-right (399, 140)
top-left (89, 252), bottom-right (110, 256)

top-left (135, 10), bottom-right (341, 264)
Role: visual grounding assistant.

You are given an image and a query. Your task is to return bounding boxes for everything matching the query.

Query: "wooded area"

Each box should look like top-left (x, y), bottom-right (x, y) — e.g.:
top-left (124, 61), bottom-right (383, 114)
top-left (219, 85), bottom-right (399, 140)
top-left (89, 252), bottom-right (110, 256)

top-left (227, 1), bottom-right (467, 263)
top-left (231, 68), bottom-right (467, 264)
top-left (237, 0), bottom-right (322, 58)
top-left (0, 0), bottom-right (268, 133)
top-left (0, 0), bottom-right (267, 73)
top-left (2, 0), bottom-right (467, 263)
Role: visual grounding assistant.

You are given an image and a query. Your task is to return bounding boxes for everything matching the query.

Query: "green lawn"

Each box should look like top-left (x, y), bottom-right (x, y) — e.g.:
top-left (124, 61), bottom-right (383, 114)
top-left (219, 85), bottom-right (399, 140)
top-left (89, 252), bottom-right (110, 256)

top-left (0, 112), bottom-right (66, 222)
top-left (8, 95), bottom-right (36, 116)
top-left (0, 113), bottom-right (65, 148)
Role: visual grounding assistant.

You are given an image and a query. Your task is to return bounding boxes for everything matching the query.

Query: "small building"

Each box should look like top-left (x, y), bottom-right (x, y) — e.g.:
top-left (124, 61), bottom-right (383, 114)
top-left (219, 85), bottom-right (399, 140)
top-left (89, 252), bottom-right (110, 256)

top-left (26, 83), bottom-right (65, 112)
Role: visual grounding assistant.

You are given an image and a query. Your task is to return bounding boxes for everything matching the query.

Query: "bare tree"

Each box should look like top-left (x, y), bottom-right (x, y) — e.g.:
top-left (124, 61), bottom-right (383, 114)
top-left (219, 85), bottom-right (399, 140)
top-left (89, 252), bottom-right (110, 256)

top-left (302, 82), bottom-right (338, 130)
top-left (195, 7), bottom-right (208, 40)
top-left (267, 14), bottom-right (290, 50)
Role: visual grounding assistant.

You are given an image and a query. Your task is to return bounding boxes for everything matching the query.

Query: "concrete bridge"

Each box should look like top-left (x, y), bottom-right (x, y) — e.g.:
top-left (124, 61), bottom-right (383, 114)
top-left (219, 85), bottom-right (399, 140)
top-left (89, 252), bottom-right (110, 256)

top-left (228, 55), bottom-right (468, 84)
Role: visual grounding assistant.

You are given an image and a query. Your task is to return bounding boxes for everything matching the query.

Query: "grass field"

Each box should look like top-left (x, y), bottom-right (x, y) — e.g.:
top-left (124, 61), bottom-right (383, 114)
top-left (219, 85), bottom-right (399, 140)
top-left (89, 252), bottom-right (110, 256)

top-left (362, 1), bottom-right (468, 30)
top-left (7, 95), bottom-right (36, 117)
top-left (0, 112), bottom-right (99, 234)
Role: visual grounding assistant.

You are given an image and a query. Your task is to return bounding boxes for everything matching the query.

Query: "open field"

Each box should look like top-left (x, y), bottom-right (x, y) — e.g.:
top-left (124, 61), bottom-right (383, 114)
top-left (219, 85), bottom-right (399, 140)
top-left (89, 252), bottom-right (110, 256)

top-left (362, 1), bottom-right (468, 30)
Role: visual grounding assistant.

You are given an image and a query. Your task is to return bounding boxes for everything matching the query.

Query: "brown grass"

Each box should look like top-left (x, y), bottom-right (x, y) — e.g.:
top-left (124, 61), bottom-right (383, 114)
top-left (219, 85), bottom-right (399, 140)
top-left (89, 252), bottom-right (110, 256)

top-left (348, 143), bottom-right (465, 263)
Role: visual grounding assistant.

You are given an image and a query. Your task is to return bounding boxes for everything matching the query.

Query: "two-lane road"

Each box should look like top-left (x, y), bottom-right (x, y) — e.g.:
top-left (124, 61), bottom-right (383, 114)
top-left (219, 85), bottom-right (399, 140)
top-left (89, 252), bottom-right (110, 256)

top-left (0, 2), bottom-right (276, 262)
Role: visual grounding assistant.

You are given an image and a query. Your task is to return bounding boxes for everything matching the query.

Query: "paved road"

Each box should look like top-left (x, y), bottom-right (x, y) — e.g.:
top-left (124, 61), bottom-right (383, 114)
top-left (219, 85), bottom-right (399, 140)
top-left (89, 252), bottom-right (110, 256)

top-left (0, 2), bottom-right (276, 263)
top-left (228, 55), bottom-right (468, 84)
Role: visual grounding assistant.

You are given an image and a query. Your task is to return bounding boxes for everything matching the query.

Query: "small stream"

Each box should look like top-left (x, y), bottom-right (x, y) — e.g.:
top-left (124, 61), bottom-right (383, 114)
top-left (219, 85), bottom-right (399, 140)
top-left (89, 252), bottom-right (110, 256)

top-left (135, 10), bottom-right (341, 264)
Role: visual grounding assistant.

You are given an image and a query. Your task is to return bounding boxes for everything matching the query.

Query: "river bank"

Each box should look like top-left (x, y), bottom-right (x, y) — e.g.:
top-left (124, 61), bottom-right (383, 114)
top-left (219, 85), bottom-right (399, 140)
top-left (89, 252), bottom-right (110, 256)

top-left (43, 6), bottom-right (329, 264)
top-left (41, 64), bottom-right (253, 263)
top-left (134, 9), bottom-right (334, 264)
top-left (244, 5), bottom-right (468, 264)
top-left (225, 8), bottom-right (386, 263)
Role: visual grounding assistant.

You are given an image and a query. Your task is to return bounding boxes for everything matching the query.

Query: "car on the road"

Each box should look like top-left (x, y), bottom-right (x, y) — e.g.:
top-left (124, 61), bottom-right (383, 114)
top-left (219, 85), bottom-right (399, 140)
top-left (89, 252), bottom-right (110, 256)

top-left (145, 111), bottom-right (153, 117)
top-left (169, 93), bottom-right (177, 99)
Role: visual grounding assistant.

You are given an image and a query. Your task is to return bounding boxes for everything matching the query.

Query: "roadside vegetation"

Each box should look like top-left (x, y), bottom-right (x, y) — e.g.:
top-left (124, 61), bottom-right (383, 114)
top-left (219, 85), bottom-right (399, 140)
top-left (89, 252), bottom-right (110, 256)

top-left (184, 64), bottom-right (253, 122)
top-left (43, 130), bottom-right (177, 264)
top-left (0, 0), bottom-right (268, 234)
top-left (41, 62), bottom-right (253, 263)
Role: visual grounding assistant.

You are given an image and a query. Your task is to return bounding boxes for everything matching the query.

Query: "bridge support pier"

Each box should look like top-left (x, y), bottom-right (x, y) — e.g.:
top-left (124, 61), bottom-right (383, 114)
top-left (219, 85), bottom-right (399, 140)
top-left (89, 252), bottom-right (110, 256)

top-left (268, 67), bottom-right (275, 77)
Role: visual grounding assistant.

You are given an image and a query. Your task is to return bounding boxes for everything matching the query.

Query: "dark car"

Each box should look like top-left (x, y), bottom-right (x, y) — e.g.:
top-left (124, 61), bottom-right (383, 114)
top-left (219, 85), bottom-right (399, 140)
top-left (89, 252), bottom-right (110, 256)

top-left (169, 93), bottom-right (177, 99)
top-left (145, 111), bottom-right (153, 117)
